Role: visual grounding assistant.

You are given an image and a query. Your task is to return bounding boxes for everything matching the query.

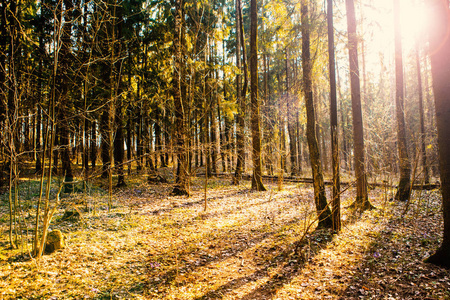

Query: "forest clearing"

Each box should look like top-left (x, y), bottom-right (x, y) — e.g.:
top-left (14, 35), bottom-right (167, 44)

top-left (2, 0), bottom-right (450, 298)
top-left (1, 175), bottom-right (449, 299)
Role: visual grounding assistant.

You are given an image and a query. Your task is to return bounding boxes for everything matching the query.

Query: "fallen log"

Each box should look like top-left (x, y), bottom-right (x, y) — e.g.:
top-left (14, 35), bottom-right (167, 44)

top-left (195, 172), bottom-right (440, 191)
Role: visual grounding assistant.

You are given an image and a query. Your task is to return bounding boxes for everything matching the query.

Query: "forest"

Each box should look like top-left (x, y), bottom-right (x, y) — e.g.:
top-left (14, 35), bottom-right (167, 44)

top-left (0, 0), bottom-right (450, 298)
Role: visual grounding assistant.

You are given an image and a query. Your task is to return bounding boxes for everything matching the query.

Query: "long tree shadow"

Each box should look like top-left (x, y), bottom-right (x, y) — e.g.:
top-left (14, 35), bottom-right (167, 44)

top-left (146, 216), bottom-right (305, 290)
top-left (143, 179), bottom-right (335, 298)
top-left (339, 205), bottom-right (450, 299)
top-left (143, 188), bottom-right (296, 235)
top-left (196, 228), bottom-right (335, 299)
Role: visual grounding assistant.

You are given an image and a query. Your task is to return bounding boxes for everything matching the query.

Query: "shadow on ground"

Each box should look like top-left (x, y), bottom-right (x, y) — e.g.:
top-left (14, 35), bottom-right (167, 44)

top-left (340, 205), bottom-right (450, 300)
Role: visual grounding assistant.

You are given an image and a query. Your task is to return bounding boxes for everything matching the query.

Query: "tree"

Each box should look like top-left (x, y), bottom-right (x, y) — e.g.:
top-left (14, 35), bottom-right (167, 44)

top-left (286, 49), bottom-right (299, 176)
top-left (59, 0), bottom-right (75, 193)
top-left (113, 2), bottom-right (126, 188)
top-left (233, 0), bottom-right (247, 185)
top-left (249, 0), bottom-right (266, 191)
top-left (425, 0), bottom-right (450, 269)
top-left (415, 43), bottom-right (429, 185)
top-left (171, 0), bottom-right (189, 196)
top-left (301, 0), bottom-right (332, 228)
top-left (393, 0), bottom-right (411, 201)
top-left (327, 0), bottom-right (340, 232)
top-left (345, 0), bottom-right (373, 210)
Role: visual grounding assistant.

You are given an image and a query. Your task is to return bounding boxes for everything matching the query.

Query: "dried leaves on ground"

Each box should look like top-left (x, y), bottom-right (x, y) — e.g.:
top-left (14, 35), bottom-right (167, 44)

top-left (0, 176), bottom-right (449, 299)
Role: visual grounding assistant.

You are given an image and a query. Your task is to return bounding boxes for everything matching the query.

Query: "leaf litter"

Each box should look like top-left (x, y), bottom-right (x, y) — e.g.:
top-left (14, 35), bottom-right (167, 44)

top-left (0, 177), bottom-right (449, 299)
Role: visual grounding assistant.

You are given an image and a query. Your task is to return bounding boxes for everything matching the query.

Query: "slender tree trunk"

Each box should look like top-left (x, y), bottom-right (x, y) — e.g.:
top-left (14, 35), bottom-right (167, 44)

top-left (127, 51), bottom-right (133, 176)
top-left (233, 0), bottom-right (246, 184)
top-left (112, 3), bottom-right (125, 188)
top-left (91, 120), bottom-right (97, 170)
top-left (263, 53), bottom-right (273, 176)
top-left (101, 109), bottom-right (110, 178)
top-left (218, 93), bottom-right (227, 173)
top-left (61, 121), bottom-right (74, 193)
top-left (35, 105), bottom-right (42, 174)
top-left (127, 115), bottom-right (132, 175)
top-left (60, 0), bottom-right (75, 192)
top-left (286, 49), bottom-right (298, 176)
top-left (0, 1), bottom-right (6, 132)
top-left (154, 113), bottom-right (162, 169)
top-left (327, 0), bottom-right (341, 232)
top-left (114, 101), bottom-right (126, 187)
top-left (249, 0), bottom-right (266, 191)
top-left (210, 61), bottom-right (219, 176)
top-left (302, 0), bottom-right (332, 228)
top-left (136, 109), bottom-right (143, 172)
top-left (345, 0), bottom-right (373, 210)
top-left (83, 118), bottom-right (90, 175)
top-left (394, 0), bottom-right (411, 201)
top-left (53, 125), bottom-right (59, 175)
top-left (425, 0), bottom-right (450, 269)
top-left (171, 0), bottom-right (189, 196)
top-left (415, 43), bottom-right (429, 185)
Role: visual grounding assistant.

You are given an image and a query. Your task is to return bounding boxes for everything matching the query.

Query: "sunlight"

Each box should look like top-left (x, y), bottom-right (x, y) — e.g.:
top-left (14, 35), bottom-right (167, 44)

top-left (398, 0), bottom-right (432, 49)
top-left (368, 0), bottom-right (432, 51)
top-left (337, 0), bottom-right (435, 79)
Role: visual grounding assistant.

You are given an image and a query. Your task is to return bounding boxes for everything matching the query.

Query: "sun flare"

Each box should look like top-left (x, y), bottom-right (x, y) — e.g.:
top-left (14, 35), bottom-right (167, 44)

top-left (398, 0), bottom-right (431, 47)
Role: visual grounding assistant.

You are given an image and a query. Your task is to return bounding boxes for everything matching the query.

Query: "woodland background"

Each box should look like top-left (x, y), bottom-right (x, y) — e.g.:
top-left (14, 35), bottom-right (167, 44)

top-left (1, 0), bottom-right (449, 298)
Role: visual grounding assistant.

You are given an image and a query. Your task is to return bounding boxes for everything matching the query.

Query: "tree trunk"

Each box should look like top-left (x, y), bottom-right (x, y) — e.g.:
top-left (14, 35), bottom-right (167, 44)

top-left (416, 43), bottom-right (429, 185)
top-left (114, 102), bottom-right (126, 187)
top-left (35, 106), bottom-right (42, 174)
top-left (218, 93), bottom-right (227, 173)
top-left (249, 0), bottom-right (266, 191)
top-left (83, 118), bottom-right (90, 175)
top-left (327, 0), bottom-right (341, 232)
top-left (61, 121), bottom-right (74, 193)
top-left (136, 109), bottom-right (143, 172)
top-left (154, 111), bottom-right (162, 169)
top-left (233, 0), bottom-right (247, 185)
top-left (286, 49), bottom-right (298, 176)
top-left (210, 67), bottom-right (219, 176)
top-left (127, 114), bottom-right (132, 175)
top-left (393, 0), bottom-right (411, 201)
top-left (345, 0), bottom-right (373, 210)
top-left (425, 0), bottom-right (450, 269)
top-left (171, 0), bottom-right (189, 196)
top-left (101, 109), bottom-right (110, 178)
top-left (302, 0), bottom-right (332, 228)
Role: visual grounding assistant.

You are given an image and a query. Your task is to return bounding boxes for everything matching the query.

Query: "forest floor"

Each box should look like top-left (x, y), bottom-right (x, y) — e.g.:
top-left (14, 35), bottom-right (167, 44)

top-left (0, 173), bottom-right (449, 299)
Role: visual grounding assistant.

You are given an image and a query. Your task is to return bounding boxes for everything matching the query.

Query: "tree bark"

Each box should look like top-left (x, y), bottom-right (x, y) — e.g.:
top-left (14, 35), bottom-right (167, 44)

top-left (425, 0), bottom-right (450, 269)
top-left (233, 0), bottom-right (247, 185)
top-left (302, 0), bottom-right (332, 228)
top-left (91, 120), bottom-right (97, 170)
top-left (114, 102), bottom-right (126, 187)
top-left (345, 0), bottom-right (373, 210)
top-left (327, 0), bottom-right (341, 232)
top-left (249, 0), bottom-right (266, 191)
top-left (101, 108), bottom-right (110, 178)
top-left (416, 41), bottom-right (429, 185)
top-left (171, 0), bottom-right (189, 196)
top-left (286, 49), bottom-right (299, 176)
top-left (393, 0), bottom-right (411, 201)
